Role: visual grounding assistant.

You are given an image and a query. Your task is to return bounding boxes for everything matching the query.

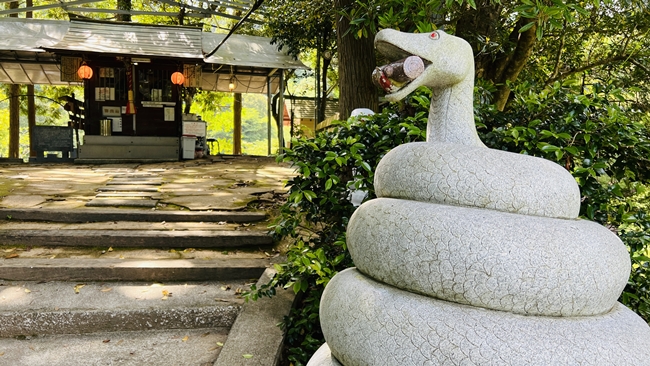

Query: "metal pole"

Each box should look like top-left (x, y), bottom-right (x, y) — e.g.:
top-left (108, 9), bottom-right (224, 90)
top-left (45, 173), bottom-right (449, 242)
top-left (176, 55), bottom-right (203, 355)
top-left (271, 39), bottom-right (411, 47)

top-left (315, 37), bottom-right (320, 124)
top-left (277, 71), bottom-right (285, 152)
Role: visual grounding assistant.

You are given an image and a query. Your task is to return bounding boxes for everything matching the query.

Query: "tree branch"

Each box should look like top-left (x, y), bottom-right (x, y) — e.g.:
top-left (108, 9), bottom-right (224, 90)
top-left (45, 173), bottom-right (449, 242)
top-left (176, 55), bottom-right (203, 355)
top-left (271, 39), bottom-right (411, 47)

top-left (630, 59), bottom-right (650, 74)
top-left (544, 54), bottom-right (633, 85)
top-left (494, 21), bottom-right (538, 111)
top-left (549, 19), bottom-right (567, 81)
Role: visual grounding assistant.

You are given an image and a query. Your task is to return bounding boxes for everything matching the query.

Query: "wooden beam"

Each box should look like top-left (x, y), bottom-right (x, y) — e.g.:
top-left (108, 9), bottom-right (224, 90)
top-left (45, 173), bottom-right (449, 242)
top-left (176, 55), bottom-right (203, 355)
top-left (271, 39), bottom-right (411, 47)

top-left (156, 0), bottom-right (264, 24)
top-left (0, 0), bottom-right (102, 15)
top-left (66, 7), bottom-right (210, 18)
top-left (197, 0), bottom-right (268, 16)
top-left (233, 92), bottom-right (242, 155)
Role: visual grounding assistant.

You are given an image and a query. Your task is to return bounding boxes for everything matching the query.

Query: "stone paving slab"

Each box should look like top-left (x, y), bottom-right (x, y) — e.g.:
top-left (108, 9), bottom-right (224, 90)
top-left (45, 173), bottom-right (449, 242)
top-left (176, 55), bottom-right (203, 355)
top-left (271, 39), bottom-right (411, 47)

top-left (163, 194), bottom-right (256, 211)
top-left (0, 328), bottom-right (228, 366)
top-left (85, 199), bottom-right (159, 208)
top-left (0, 195), bottom-right (48, 208)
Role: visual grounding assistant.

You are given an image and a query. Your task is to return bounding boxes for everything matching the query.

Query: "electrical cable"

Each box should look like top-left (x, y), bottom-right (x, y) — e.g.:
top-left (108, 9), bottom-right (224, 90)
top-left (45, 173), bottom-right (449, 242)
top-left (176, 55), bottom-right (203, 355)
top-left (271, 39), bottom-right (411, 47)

top-left (204, 0), bottom-right (265, 59)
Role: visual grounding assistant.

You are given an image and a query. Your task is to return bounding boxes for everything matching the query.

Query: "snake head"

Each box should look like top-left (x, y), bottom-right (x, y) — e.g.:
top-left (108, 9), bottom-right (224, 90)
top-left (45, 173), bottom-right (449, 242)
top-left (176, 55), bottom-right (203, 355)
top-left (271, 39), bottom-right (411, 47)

top-left (374, 29), bottom-right (474, 102)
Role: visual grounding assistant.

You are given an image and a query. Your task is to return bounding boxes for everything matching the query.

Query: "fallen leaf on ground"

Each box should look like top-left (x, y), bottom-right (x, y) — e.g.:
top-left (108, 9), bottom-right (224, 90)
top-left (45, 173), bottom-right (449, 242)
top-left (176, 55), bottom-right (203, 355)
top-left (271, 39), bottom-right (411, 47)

top-left (103, 339), bottom-right (110, 343)
top-left (181, 336), bottom-right (189, 342)
top-left (235, 288), bottom-right (243, 295)
top-left (101, 287), bottom-right (112, 292)
top-left (3, 248), bottom-right (14, 253)
top-left (161, 290), bottom-right (172, 300)
top-left (220, 285), bottom-right (231, 291)
top-left (243, 354), bottom-right (253, 359)
top-left (216, 342), bottom-right (223, 347)
top-left (0, 352), bottom-right (4, 356)
top-left (24, 289), bottom-right (31, 293)
top-left (74, 284), bottom-right (85, 294)
top-left (107, 247), bottom-right (113, 252)
top-left (5, 253), bottom-right (19, 259)
top-left (116, 340), bottom-right (124, 345)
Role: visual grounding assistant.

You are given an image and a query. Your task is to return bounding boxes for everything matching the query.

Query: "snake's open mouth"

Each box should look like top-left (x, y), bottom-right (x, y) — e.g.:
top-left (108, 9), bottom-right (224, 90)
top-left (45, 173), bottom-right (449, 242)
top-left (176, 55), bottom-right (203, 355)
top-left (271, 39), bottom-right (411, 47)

top-left (373, 39), bottom-right (432, 101)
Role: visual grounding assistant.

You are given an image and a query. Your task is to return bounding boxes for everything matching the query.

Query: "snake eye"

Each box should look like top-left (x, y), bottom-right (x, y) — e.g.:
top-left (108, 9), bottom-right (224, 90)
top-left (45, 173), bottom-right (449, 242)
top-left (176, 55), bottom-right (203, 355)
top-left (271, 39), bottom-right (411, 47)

top-left (429, 31), bottom-right (439, 40)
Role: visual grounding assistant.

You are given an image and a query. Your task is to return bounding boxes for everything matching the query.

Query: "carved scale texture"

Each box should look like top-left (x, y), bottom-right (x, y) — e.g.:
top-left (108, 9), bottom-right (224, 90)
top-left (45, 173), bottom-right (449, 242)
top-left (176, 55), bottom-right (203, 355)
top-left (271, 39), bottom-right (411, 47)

top-left (316, 269), bottom-right (650, 366)
top-left (347, 198), bottom-right (629, 317)
top-left (375, 142), bottom-right (581, 219)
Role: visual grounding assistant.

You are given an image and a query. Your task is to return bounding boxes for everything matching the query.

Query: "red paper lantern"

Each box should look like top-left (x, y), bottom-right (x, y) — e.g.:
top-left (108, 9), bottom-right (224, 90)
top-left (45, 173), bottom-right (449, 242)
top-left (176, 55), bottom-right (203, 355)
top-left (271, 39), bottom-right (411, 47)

top-left (77, 64), bottom-right (93, 80)
top-left (171, 72), bottom-right (185, 85)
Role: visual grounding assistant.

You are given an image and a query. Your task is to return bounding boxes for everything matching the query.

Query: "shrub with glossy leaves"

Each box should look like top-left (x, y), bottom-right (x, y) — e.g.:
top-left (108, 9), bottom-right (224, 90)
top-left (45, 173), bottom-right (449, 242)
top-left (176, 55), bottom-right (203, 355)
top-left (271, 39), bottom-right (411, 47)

top-left (478, 82), bottom-right (650, 321)
top-left (245, 96), bottom-right (428, 365)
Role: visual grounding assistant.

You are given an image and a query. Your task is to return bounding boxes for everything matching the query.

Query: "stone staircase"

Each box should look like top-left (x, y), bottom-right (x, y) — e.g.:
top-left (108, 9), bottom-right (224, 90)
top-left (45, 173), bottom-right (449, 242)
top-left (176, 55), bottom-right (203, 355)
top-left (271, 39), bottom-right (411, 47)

top-left (0, 207), bottom-right (285, 365)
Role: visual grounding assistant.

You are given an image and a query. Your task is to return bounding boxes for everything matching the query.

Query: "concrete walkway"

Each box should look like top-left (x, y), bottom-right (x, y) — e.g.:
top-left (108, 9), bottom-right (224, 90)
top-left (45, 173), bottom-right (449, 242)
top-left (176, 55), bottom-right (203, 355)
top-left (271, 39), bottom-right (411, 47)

top-left (0, 156), bottom-right (297, 366)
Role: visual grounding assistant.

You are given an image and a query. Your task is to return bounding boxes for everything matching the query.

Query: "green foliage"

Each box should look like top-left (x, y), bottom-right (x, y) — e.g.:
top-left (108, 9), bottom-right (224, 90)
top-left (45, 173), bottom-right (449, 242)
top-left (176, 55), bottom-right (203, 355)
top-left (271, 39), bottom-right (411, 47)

top-left (264, 0), bottom-right (336, 58)
top-left (244, 97), bottom-right (428, 365)
top-left (478, 81), bottom-right (650, 321)
top-left (190, 92), bottom-right (278, 155)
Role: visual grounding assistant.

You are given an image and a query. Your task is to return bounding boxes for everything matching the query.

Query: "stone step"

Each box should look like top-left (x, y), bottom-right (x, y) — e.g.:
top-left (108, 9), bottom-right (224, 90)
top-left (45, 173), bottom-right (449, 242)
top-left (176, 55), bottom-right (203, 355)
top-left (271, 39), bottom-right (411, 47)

top-left (85, 198), bottom-right (159, 208)
top-left (97, 186), bottom-right (160, 192)
top-left (95, 192), bottom-right (161, 198)
top-left (0, 281), bottom-right (246, 337)
top-left (0, 229), bottom-right (273, 248)
top-left (106, 180), bottom-right (162, 185)
top-left (0, 328), bottom-right (228, 366)
top-left (0, 257), bottom-right (269, 282)
top-left (0, 208), bottom-right (267, 223)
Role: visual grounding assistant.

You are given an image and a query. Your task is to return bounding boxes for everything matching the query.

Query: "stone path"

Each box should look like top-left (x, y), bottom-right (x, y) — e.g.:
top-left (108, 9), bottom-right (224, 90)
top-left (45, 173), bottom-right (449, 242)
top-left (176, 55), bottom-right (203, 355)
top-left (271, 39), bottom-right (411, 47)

top-left (86, 169), bottom-right (163, 208)
top-left (0, 157), bottom-right (296, 366)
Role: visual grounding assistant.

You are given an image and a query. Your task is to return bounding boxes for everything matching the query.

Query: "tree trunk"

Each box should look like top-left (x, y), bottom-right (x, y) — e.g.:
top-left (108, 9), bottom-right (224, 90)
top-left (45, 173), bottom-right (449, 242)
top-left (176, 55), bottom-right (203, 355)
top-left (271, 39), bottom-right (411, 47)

top-left (335, 0), bottom-right (378, 120)
top-left (455, 1), bottom-right (538, 111)
top-left (492, 21), bottom-right (537, 111)
top-left (117, 0), bottom-right (131, 22)
top-left (454, 0), bottom-right (503, 80)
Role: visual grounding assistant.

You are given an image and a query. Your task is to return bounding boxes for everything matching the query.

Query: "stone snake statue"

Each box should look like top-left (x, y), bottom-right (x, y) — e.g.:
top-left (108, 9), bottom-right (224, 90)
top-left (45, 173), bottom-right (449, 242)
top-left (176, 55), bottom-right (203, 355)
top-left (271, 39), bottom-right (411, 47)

top-left (308, 29), bottom-right (650, 365)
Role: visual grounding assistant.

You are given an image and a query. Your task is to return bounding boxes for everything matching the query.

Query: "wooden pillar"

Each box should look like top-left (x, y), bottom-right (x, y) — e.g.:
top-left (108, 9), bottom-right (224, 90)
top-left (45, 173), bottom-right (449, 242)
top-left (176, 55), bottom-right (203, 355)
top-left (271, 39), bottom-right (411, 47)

top-left (8, 1), bottom-right (20, 159)
top-left (233, 93), bottom-right (242, 155)
top-left (9, 85), bottom-right (20, 159)
top-left (27, 0), bottom-right (36, 158)
top-left (27, 85), bottom-right (35, 158)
